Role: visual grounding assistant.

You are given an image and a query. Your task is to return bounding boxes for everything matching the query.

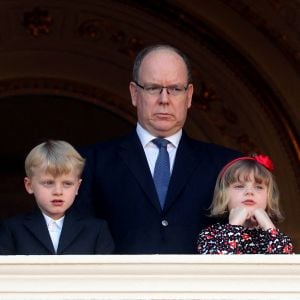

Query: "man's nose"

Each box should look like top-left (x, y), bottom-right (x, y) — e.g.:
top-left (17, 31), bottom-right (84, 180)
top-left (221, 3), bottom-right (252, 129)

top-left (159, 87), bottom-right (170, 103)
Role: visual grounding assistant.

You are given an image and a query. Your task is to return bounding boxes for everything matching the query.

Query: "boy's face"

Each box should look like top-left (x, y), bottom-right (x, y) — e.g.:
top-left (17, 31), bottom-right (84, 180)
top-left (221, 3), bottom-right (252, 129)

top-left (24, 167), bottom-right (82, 220)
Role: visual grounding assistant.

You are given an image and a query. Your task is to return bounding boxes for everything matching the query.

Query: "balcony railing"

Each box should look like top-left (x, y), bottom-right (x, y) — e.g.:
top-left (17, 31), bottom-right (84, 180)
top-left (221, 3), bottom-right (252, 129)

top-left (0, 255), bottom-right (299, 300)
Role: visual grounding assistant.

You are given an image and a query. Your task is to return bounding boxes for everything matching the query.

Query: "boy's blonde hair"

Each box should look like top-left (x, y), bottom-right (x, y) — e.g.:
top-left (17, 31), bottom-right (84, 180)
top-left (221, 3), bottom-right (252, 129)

top-left (25, 140), bottom-right (85, 178)
top-left (210, 157), bottom-right (283, 222)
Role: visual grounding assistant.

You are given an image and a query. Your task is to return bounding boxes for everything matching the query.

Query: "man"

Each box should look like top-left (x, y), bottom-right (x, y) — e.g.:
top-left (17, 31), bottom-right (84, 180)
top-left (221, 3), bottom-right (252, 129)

top-left (77, 44), bottom-right (240, 254)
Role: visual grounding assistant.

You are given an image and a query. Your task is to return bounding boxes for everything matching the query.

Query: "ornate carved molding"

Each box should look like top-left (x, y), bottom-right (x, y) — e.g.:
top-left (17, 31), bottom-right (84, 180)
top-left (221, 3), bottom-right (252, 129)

top-left (22, 7), bottom-right (53, 38)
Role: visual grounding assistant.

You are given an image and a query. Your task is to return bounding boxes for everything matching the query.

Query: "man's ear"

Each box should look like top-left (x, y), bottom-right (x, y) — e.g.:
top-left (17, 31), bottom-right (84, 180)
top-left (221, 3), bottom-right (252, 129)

top-left (24, 177), bottom-right (34, 194)
top-left (187, 83), bottom-right (193, 109)
top-left (129, 81), bottom-right (138, 107)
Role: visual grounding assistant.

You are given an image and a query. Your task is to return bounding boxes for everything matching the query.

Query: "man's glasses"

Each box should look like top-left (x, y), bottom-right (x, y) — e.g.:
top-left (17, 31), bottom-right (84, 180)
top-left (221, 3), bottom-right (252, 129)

top-left (134, 81), bottom-right (188, 96)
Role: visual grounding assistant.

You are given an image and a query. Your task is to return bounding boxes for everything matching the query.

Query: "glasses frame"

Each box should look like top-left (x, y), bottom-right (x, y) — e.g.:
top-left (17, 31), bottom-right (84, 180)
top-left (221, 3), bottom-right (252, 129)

top-left (134, 81), bottom-right (189, 96)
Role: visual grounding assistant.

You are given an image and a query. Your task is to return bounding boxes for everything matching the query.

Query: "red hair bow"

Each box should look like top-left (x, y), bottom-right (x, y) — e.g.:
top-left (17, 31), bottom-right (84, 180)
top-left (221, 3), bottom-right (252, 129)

top-left (253, 154), bottom-right (274, 171)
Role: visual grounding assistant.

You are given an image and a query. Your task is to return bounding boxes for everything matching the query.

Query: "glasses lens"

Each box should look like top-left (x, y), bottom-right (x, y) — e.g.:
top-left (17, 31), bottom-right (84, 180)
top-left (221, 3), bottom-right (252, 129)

top-left (144, 86), bottom-right (162, 95)
top-left (168, 87), bottom-right (186, 96)
top-left (139, 83), bottom-right (187, 96)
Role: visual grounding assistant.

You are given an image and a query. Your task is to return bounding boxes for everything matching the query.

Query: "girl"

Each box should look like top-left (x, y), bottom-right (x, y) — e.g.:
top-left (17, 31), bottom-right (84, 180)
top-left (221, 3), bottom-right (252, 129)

top-left (197, 154), bottom-right (294, 254)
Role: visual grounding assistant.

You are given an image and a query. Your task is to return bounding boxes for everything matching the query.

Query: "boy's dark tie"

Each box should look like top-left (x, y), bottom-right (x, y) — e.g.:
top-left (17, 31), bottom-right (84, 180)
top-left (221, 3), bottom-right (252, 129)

top-left (152, 138), bottom-right (170, 208)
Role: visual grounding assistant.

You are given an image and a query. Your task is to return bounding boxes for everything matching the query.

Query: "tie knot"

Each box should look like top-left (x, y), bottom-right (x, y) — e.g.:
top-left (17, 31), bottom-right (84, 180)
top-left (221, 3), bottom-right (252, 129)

top-left (152, 138), bottom-right (169, 149)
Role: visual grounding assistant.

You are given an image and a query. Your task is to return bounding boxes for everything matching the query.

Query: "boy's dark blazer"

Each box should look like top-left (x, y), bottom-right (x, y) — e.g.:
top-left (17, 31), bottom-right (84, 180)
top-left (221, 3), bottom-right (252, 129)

top-left (0, 207), bottom-right (114, 255)
top-left (77, 130), bottom-right (241, 254)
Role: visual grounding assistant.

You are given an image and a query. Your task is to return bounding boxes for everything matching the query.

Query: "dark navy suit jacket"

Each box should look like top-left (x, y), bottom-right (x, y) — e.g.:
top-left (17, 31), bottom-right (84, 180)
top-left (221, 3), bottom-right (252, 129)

top-left (76, 131), bottom-right (241, 254)
top-left (0, 207), bottom-right (114, 255)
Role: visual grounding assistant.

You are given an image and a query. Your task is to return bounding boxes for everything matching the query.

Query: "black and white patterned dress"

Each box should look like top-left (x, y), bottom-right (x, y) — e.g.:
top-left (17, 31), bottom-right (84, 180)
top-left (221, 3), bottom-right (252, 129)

top-left (197, 223), bottom-right (294, 254)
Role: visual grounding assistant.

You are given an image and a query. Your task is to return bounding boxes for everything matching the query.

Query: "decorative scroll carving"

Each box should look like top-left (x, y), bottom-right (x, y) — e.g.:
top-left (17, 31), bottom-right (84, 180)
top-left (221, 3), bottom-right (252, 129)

top-left (193, 83), bottom-right (218, 112)
top-left (77, 18), bottom-right (145, 59)
top-left (78, 19), bottom-right (105, 41)
top-left (22, 7), bottom-right (53, 37)
top-left (192, 80), bottom-right (260, 153)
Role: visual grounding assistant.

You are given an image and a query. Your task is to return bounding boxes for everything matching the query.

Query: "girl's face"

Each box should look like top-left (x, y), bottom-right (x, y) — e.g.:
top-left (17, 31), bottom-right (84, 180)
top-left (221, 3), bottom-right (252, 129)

top-left (227, 171), bottom-right (268, 214)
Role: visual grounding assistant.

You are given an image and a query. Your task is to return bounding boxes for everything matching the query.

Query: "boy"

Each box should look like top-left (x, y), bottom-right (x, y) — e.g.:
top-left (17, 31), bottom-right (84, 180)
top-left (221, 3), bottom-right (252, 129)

top-left (0, 140), bottom-right (114, 255)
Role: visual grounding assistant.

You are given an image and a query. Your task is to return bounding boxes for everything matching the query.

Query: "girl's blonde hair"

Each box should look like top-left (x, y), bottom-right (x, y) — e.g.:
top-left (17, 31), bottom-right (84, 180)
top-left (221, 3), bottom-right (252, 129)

top-left (25, 140), bottom-right (85, 178)
top-left (210, 158), bottom-right (283, 222)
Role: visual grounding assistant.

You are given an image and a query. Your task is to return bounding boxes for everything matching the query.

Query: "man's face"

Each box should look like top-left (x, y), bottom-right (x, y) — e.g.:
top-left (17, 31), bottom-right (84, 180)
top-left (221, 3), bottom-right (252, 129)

top-left (129, 49), bottom-right (193, 137)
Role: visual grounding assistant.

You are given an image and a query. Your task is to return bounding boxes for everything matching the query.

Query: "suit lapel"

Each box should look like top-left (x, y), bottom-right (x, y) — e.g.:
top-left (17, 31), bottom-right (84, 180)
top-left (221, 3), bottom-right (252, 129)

top-left (23, 211), bottom-right (55, 254)
top-left (118, 132), bottom-right (162, 212)
top-left (164, 133), bottom-right (203, 211)
top-left (57, 209), bottom-right (85, 254)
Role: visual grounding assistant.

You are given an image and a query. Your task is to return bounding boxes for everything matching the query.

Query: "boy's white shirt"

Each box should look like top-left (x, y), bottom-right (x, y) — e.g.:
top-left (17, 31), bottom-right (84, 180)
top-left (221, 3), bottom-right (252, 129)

top-left (42, 213), bottom-right (65, 253)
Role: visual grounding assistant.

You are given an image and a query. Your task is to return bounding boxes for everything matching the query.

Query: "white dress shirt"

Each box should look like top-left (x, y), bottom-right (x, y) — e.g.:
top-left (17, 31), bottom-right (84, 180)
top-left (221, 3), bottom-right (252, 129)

top-left (43, 213), bottom-right (64, 253)
top-left (136, 123), bottom-right (182, 175)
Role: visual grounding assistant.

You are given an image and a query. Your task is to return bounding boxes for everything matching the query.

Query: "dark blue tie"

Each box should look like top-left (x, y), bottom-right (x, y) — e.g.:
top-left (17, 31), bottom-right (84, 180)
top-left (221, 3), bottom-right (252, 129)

top-left (152, 138), bottom-right (170, 208)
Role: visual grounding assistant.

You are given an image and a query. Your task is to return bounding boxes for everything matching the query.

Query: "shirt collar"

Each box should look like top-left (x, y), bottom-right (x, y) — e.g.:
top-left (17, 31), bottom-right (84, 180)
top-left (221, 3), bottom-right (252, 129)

top-left (43, 213), bottom-right (65, 230)
top-left (136, 123), bottom-right (182, 148)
